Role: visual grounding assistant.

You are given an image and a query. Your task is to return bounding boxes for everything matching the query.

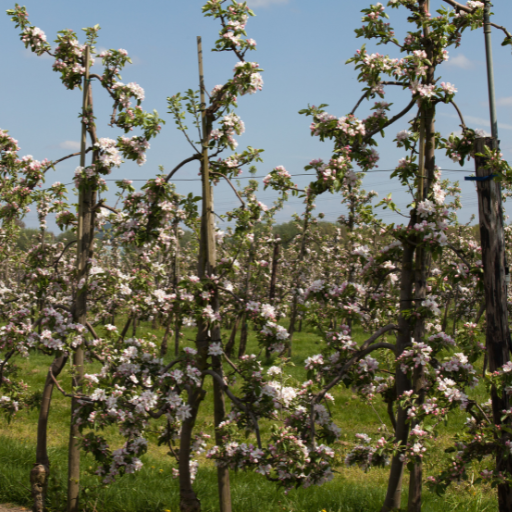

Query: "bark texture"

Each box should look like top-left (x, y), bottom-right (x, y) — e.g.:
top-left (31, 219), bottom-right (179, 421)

top-left (31, 354), bottom-right (67, 512)
top-left (475, 137), bottom-right (512, 511)
top-left (381, 242), bottom-right (414, 512)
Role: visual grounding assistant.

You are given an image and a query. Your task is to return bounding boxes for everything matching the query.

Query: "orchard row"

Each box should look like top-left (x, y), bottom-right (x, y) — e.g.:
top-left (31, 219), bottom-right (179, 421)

top-left (1, 1), bottom-right (512, 512)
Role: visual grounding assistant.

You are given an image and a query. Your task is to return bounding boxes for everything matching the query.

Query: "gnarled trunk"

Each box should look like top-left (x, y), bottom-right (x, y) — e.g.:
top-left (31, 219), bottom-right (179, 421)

top-left (31, 354), bottom-right (68, 512)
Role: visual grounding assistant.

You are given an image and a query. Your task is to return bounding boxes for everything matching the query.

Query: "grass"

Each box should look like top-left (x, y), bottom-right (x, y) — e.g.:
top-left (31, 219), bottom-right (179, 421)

top-left (0, 319), bottom-right (498, 511)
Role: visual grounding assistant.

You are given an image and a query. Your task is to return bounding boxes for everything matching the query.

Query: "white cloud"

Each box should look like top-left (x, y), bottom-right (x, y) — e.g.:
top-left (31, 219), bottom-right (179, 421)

top-left (464, 115), bottom-right (512, 131)
top-left (496, 97), bottom-right (512, 107)
top-left (445, 53), bottom-right (474, 69)
top-left (246, 0), bottom-right (289, 7)
top-left (59, 141), bottom-right (81, 151)
top-left (23, 48), bottom-right (52, 60)
top-left (440, 112), bottom-right (512, 131)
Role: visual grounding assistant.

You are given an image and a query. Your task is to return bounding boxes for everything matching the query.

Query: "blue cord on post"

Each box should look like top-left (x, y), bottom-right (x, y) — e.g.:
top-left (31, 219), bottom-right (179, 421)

top-left (464, 174), bottom-right (497, 181)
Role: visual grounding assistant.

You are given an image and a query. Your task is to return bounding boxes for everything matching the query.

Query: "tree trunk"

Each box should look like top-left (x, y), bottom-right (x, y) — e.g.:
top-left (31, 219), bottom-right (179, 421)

top-left (160, 319), bottom-right (172, 357)
top-left (408, 242), bottom-right (429, 512)
top-left (179, 388), bottom-right (204, 512)
top-left (68, 50), bottom-right (95, 512)
top-left (174, 316), bottom-right (182, 357)
top-left (31, 354), bottom-right (68, 512)
top-left (381, 242), bottom-right (414, 512)
top-left (132, 316), bottom-right (137, 337)
top-left (225, 315), bottom-right (240, 359)
top-left (441, 295), bottom-right (451, 332)
top-left (269, 242), bottom-right (279, 301)
top-left (173, 219), bottom-right (182, 358)
top-left (288, 208), bottom-right (311, 355)
top-left (178, 37), bottom-right (232, 512)
top-left (211, 317), bottom-right (231, 512)
top-left (407, 32), bottom-right (436, 509)
top-left (237, 313), bottom-right (248, 359)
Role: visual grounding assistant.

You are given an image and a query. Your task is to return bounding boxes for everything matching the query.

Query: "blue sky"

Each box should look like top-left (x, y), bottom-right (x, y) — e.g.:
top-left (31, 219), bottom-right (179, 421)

top-left (2, 0), bottom-right (512, 231)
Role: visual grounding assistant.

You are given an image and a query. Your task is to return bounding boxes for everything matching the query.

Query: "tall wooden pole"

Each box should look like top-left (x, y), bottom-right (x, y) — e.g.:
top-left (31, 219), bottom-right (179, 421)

top-left (482, 0), bottom-right (511, 291)
top-left (475, 137), bottom-right (512, 511)
top-left (407, 1), bottom-right (434, 509)
top-left (483, 1), bottom-right (498, 140)
top-left (67, 45), bottom-right (90, 512)
top-left (197, 36), bottom-right (232, 512)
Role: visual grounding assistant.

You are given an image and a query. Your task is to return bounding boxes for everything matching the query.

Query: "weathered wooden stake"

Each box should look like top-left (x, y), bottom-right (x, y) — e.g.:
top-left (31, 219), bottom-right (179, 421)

top-left (67, 44), bottom-right (90, 512)
top-left (475, 136), bottom-right (512, 511)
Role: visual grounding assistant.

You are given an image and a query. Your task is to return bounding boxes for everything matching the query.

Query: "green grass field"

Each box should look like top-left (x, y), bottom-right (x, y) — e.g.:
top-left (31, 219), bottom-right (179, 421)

top-left (0, 320), bottom-right (498, 511)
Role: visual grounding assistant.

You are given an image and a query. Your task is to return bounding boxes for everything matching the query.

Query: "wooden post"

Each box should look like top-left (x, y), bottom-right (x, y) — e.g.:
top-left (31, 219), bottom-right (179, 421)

top-left (180, 37), bottom-right (231, 512)
top-left (475, 136), bottom-right (512, 511)
top-left (67, 45), bottom-right (90, 512)
top-left (408, 102), bottom-right (428, 512)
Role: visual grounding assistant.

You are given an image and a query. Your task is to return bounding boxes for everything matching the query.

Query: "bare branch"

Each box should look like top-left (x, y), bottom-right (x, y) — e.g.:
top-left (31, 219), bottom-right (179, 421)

top-left (441, 0), bottom-right (473, 13)
top-left (447, 243), bottom-right (471, 268)
top-left (49, 369), bottom-right (92, 402)
top-left (490, 22), bottom-right (512, 39)
top-left (381, 81), bottom-right (409, 87)
top-left (43, 147), bottom-right (93, 172)
top-left (475, 301), bottom-right (486, 324)
top-left (210, 172), bottom-right (246, 207)
top-left (449, 99), bottom-right (467, 129)
top-left (218, 285), bottom-right (245, 305)
top-left (203, 369), bottom-right (262, 449)
top-left (89, 73), bottom-right (105, 83)
top-left (313, 326), bottom-right (398, 405)
top-left (96, 202), bottom-right (119, 214)
top-left (317, 341), bottom-right (396, 402)
top-left (350, 91), bottom-right (370, 116)
top-left (162, 358), bottom-right (183, 373)
top-left (165, 154), bottom-right (201, 183)
top-left (119, 316), bottom-right (132, 340)
top-left (0, 350), bottom-right (15, 383)
top-left (222, 353), bottom-right (243, 376)
top-left (363, 98), bottom-right (417, 143)
top-left (360, 324), bottom-right (399, 351)
top-left (85, 321), bottom-right (99, 340)
top-left (51, 240), bottom-right (77, 267)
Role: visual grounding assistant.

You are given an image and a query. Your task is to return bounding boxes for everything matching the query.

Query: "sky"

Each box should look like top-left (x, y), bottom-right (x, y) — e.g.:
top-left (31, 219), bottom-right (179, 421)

top-left (2, 0), bottom-right (512, 232)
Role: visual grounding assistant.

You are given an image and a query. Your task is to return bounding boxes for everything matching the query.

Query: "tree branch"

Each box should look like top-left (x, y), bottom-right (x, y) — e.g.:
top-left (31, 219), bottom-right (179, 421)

top-left (93, 200), bottom-right (120, 215)
top-left (203, 369), bottom-right (262, 449)
top-left (0, 350), bottom-right (15, 384)
top-left (165, 154), bottom-right (201, 183)
top-left (447, 242), bottom-right (471, 268)
top-left (350, 91), bottom-right (370, 116)
top-left (49, 369), bottom-right (92, 402)
top-left (43, 147), bottom-right (93, 171)
top-left (85, 321), bottom-right (99, 340)
top-left (490, 22), bottom-right (512, 39)
top-left (363, 98), bottom-right (417, 143)
top-left (51, 239), bottom-right (77, 267)
top-left (360, 324), bottom-right (399, 351)
top-left (441, 0), bottom-right (473, 13)
top-left (210, 172), bottom-right (245, 207)
top-left (449, 99), bottom-right (467, 129)
top-left (119, 315), bottom-right (132, 340)
top-left (310, 325), bottom-right (400, 406)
